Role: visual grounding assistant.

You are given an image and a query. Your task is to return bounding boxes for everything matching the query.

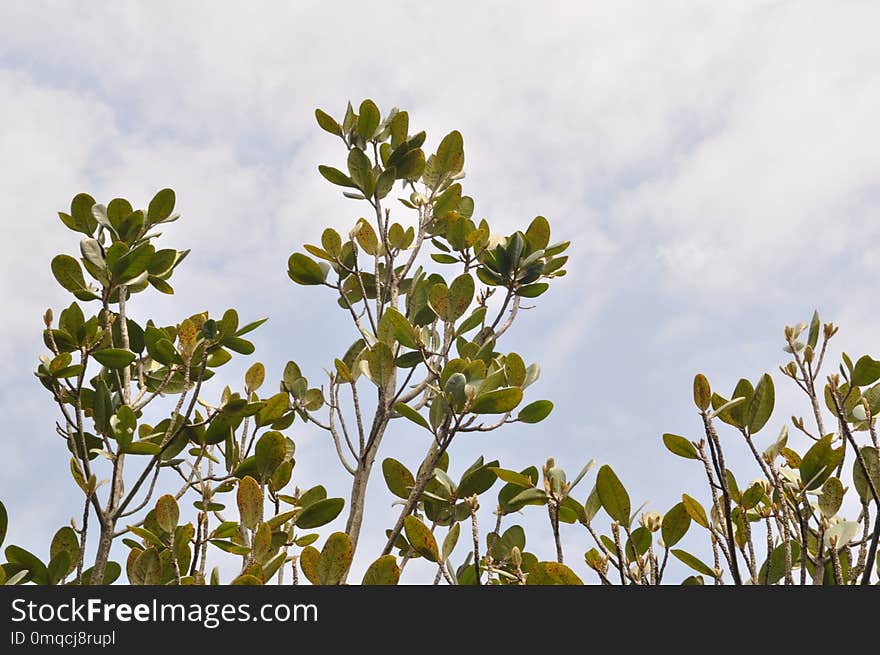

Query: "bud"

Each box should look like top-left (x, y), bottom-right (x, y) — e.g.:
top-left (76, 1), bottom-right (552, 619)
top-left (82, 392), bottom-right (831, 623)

top-left (466, 494), bottom-right (479, 511)
top-left (410, 191), bottom-right (427, 206)
top-left (784, 325), bottom-right (794, 341)
top-left (511, 546), bottom-right (522, 569)
top-left (43, 308), bottom-right (53, 327)
top-left (803, 344), bottom-right (814, 364)
top-left (584, 548), bottom-right (608, 574)
top-left (824, 323), bottom-right (838, 339)
top-left (640, 510), bottom-right (662, 532)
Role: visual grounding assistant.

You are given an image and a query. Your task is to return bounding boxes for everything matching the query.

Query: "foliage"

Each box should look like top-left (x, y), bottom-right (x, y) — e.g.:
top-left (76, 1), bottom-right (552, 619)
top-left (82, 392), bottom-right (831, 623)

top-left (2, 101), bottom-right (877, 585)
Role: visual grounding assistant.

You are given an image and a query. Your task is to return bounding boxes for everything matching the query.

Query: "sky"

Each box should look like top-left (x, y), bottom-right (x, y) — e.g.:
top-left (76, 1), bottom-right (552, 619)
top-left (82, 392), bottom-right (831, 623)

top-left (1, 0), bottom-right (879, 584)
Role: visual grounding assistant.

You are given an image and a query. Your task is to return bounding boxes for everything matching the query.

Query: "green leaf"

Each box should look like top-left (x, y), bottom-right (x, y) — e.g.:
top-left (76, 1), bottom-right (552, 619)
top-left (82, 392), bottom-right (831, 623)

top-left (362, 555), bottom-right (400, 585)
top-left (298, 485), bottom-right (327, 509)
top-left (287, 253), bottom-right (327, 285)
top-left (853, 356), bottom-right (880, 387)
top-left (394, 148), bottom-right (426, 181)
top-left (155, 494), bottom-right (179, 533)
top-left (92, 348), bottom-right (136, 370)
top-left (245, 362), bottom-right (265, 393)
top-left (740, 482), bottom-right (765, 509)
top-left (317, 532), bottom-right (353, 585)
top-left (434, 130), bottom-right (465, 180)
top-left (367, 343), bottom-right (394, 389)
top-left (210, 540), bottom-right (250, 556)
top-left (389, 111), bottom-right (408, 148)
top-left (296, 498), bottom-right (344, 529)
top-left (148, 188), bottom-right (176, 224)
top-left (747, 374), bottom-right (775, 434)
top-left (727, 378), bottom-right (755, 428)
top-left (404, 516), bottom-right (439, 562)
top-left (51, 255), bottom-right (97, 301)
top-left (5, 546), bottom-right (48, 585)
top-left (559, 495), bottom-right (587, 525)
top-left (379, 307), bottom-right (419, 348)
top-left (79, 561), bottom-right (121, 586)
top-left (488, 468), bottom-right (534, 489)
top-left (457, 458), bottom-right (499, 497)
top-left (70, 192), bottom-right (98, 234)
top-left (526, 561), bottom-right (583, 585)
top-left (800, 435), bottom-right (844, 490)
top-left (134, 548), bottom-right (161, 585)
top-left (256, 393), bottom-right (289, 428)
top-left (661, 502), bottom-right (691, 547)
top-left (470, 387), bottom-right (523, 414)
top-left (807, 310), bottom-right (821, 350)
top-left (681, 494), bottom-right (709, 528)
top-left (49, 527), bottom-right (79, 578)
top-left (230, 574), bottom-right (262, 586)
top-left (375, 166), bottom-right (402, 199)
top-left (113, 243), bottom-right (155, 283)
top-left (525, 216), bottom-right (551, 250)
top-left (596, 465), bottom-right (631, 525)
top-left (662, 433), bottom-right (698, 459)
top-left (508, 487), bottom-right (548, 508)
top-left (517, 400), bottom-right (553, 423)
top-left (625, 526), bottom-right (652, 561)
top-left (394, 403), bottom-right (431, 432)
top-left (251, 522), bottom-right (272, 562)
top-left (237, 476), bottom-right (263, 530)
top-left (315, 108), bottom-right (342, 136)
top-left (357, 99), bottom-right (380, 139)
top-left (427, 282), bottom-right (450, 321)
top-left (442, 523), bottom-right (461, 561)
top-left (299, 546), bottom-right (320, 584)
top-left (456, 306), bottom-right (487, 337)
top-left (671, 549), bottom-right (717, 578)
top-left (517, 282), bottom-right (549, 298)
top-left (347, 147), bottom-right (374, 196)
top-left (382, 458), bottom-right (415, 500)
top-left (693, 374), bottom-right (711, 411)
top-left (818, 477), bottom-right (844, 518)
top-left (321, 228), bottom-right (343, 256)
top-left (48, 552), bottom-right (71, 585)
top-left (353, 218), bottom-right (379, 254)
top-left (255, 431), bottom-right (287, 480)
top-left (853, 446), bottom-right (879, 504)
top-left (318, 165), bottom-right (357, 188)
top-left (759, 541), bottom-right (802, 584)
top-left (0, 501), bottom-right (6, 549)
top-left (448, 274), bottom-right (474, 322)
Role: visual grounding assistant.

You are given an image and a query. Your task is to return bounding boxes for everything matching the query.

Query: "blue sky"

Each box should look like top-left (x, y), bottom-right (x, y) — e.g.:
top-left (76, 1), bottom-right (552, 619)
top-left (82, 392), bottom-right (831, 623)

top-left (1, 1), bottom-right (879, 583)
